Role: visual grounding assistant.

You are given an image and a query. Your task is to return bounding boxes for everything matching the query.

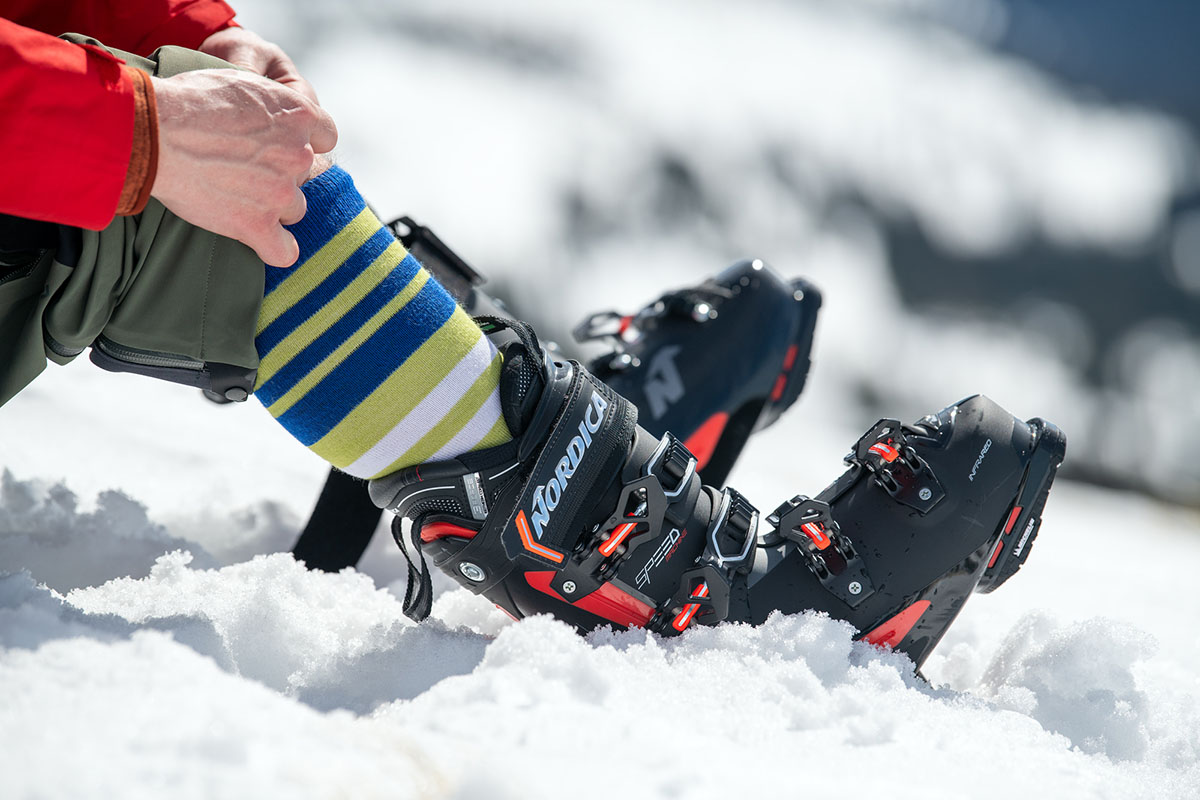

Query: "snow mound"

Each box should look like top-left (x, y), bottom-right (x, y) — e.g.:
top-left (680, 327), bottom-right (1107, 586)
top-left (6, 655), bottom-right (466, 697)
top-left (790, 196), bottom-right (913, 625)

top-left (0, 470), bottom-right (217, 592)
top-left (981, 612), bottom-right (1200, 769)
top-left (4, 544), bottom-right (1198, 798)
top-left (67, 551), bottom-right (490, 714)
top-left (1, 579), bottom-right (442, 798)
top-left (381, 610), bottom-right (1199, 799)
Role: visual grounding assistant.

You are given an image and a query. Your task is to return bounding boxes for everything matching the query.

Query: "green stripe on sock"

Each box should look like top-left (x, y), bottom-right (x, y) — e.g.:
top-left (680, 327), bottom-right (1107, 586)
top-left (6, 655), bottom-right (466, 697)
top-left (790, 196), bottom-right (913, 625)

top-left (387, 351), bottom-right (505, 470)
top-left (257, 206), bottom-right (381, 334)
top-left (474, 413), bottom-right (513, 452)
top-left (256, 240), bottom-right (407, 387)
top-left (309, 310), bottom-right (484, 467)
top-left (258, 165), bottom-right (513, 479)
top-left (266, 269), bottom-right (432, 418)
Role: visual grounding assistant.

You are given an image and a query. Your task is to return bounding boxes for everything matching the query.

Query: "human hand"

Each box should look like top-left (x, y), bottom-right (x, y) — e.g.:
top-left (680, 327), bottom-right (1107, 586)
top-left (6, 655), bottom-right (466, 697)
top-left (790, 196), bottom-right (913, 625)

top-left (151, 69), bottom-right (338, 267)
top-left (198, 27), bottom-right (319, 104)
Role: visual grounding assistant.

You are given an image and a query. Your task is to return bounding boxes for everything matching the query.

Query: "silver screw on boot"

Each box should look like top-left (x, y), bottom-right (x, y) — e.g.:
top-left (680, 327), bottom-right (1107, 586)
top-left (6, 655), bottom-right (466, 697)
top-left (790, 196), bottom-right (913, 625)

top-left (459, 562), bottom-right (486, 582)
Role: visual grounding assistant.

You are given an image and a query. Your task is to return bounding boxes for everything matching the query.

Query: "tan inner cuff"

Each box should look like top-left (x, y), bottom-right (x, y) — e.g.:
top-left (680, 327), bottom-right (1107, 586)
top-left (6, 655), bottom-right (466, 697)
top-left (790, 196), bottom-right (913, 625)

top-left (115, 68), bottom-right (159, 217)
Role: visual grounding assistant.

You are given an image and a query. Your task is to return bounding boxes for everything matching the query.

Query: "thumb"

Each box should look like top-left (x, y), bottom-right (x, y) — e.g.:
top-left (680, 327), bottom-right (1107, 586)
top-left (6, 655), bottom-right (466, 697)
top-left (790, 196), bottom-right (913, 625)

top-left (250, 224), bottom-right (301, 268)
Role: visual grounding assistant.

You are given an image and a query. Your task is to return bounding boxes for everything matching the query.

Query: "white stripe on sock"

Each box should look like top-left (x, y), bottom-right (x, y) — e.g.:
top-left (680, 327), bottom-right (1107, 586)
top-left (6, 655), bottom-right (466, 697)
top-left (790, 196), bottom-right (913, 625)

top-left (344, 334), bottom-right (497, 478)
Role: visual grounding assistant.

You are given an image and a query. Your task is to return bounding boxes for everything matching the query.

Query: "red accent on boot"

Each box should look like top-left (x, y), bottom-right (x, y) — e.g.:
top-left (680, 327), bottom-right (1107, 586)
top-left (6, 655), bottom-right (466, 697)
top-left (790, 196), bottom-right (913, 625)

top-left (862, 600), bottom-right (931, 649)
top-left (420, 521), bottom-right (479, 544)
top-left (684, 412), bottom-right (729, 471)
top-left (525, 571), bottom-right (655, 628)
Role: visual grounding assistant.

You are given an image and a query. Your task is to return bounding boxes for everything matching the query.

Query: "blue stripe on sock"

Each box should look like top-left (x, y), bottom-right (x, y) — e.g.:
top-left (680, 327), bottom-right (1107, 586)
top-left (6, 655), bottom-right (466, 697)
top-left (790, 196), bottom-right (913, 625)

top-left (255, 226), bottom-right (395, 355)
top-left (276, 277), bottom-right (459, 446)
top-left (255, 253), bottom-right (424, 407)
top-left (272, 166), bottom-right (367, 286)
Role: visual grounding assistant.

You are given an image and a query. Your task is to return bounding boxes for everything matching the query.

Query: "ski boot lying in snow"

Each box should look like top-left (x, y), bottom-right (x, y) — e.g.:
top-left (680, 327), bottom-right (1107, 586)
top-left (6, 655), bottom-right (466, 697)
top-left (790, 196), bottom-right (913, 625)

top-left (293, 223), bottom-right (819, 570)
top-left (575, 258), bottom-right (820, 487)
top-left (371, 319), bottom-right (1066, 669)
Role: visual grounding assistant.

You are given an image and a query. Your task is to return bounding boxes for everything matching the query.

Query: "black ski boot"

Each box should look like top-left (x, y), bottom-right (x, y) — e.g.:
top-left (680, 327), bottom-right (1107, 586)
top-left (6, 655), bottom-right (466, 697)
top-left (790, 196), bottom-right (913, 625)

top-left (575, 258), bottom-right (821, 486)
top-left (370, 320), bottom-right (1065, 669)
top-left (294, 219), bottom-right (820, 571)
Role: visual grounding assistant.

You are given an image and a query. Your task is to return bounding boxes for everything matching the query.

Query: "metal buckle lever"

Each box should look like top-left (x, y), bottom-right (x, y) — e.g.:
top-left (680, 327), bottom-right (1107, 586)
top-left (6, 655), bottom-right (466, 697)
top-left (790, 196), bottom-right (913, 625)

top-left (849, 419), bottom-right (945, 514)
top-left (643, 433), bottom-right (698, 499)
top-left (769, 495), bottom-right (875, 609)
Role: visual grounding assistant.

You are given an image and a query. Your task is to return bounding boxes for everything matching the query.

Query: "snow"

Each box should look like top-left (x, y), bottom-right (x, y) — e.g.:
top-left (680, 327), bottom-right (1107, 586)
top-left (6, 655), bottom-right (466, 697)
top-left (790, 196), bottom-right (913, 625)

top-left (2, 477), bottom-right (1199, 798)
top-left (4, 1), bottom-right (1200, 797)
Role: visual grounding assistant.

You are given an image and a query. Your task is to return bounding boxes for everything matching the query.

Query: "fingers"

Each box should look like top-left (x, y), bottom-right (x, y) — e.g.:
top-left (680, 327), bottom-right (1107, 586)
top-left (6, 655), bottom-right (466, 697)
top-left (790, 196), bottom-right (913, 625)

top-left (251, 223), bottom-right (301, 269)
top-left (279, 185), bottom-right (308, 226)
top-left (149, 67), bottom-right (324, 269)
top-left (280, 74), bottom-right (320, 105)
top-left (306, 102), bottom-right (339, 154)
top-left (265, 57), bottom-right (320, 105)
top-left (261, 183), bottom-right (309, 266)
top-left (200, 27), bottom-right (328, 126)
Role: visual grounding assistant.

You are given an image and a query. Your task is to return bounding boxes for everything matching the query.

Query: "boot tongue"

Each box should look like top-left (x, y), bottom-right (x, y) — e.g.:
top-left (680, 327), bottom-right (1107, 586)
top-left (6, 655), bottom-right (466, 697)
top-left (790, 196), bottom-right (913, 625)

top-left (497, 338), bottom-right (546, 437)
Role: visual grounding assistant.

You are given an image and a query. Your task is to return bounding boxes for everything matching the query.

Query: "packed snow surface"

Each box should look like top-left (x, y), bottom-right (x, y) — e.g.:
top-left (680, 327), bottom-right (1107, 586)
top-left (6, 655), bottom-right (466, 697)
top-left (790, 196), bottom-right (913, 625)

top-left (2, 431), bottom-right (1200, 799)
top-left (4, 0), bottom-right (1200, 798)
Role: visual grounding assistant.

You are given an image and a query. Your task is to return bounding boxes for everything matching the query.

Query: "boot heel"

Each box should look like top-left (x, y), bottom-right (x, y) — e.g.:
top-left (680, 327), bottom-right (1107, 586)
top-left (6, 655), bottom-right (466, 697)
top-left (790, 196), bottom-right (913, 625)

top-left (976, 419), bottom-right (1067, 593)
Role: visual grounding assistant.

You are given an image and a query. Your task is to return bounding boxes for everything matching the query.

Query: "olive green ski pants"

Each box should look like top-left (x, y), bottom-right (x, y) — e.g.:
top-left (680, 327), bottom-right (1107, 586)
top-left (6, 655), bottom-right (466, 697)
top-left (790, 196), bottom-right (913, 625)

top-left (0, 35), bottom-right (264, 407)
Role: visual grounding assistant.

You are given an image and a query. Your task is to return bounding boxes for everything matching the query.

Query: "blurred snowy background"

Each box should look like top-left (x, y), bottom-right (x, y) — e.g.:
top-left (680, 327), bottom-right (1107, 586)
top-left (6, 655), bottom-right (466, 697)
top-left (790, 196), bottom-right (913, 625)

top-left (253, 0), bottom-right (1200, 505)
top-left (3, 1), bottom-right (1200, 797)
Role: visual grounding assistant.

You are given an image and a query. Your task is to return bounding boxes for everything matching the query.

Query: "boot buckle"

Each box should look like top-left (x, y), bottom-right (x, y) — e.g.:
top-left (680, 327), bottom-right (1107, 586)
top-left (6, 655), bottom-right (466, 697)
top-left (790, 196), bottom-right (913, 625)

top-left (768, 495), bottom-right (875, 609)
top-left (849, 419), bottom-right (945, 513)
top-left (654, 487), bottom-right (759, 632)
top-left (704, 487), bottom-right (758, 570)
top-left (586, 432), bottom-right (697, 565)
top-left (643, 433), bottom-right (698, 499)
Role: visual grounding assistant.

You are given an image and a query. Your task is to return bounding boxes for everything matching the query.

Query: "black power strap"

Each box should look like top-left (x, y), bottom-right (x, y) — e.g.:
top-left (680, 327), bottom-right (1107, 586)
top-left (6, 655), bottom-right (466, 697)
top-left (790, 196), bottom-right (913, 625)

top-left (391, 516), bottom-right (435, 621)
top-left (291, 469), bottom-right (383, 572)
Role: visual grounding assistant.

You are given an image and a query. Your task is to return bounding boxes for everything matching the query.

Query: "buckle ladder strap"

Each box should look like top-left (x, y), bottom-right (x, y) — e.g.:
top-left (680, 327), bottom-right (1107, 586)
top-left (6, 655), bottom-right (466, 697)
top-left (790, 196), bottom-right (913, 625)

top-left (391, 516), bottom-right (434, 622)
top-left (642, 433), bottom-right (697, 501)
top-left (654, 486), bottom-right (760, 632)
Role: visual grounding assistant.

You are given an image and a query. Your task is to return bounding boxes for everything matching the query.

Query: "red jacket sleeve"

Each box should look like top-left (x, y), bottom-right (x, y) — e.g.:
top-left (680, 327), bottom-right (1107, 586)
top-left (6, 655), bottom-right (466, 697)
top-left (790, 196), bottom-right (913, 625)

top-left (0, 2), bottom-right (238, 228)
top-left (0, 19), bottom-right (135, 229)
top-left (1, 0), bottom-right (238, 56)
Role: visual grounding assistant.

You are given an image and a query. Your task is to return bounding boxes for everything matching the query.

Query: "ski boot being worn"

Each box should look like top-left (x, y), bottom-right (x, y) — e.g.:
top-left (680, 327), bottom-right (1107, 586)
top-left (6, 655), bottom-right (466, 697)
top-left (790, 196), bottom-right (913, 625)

top-left (294, 218), bottom-right (820, 571)
top-left (371, 319), bottom-right (1066, 669)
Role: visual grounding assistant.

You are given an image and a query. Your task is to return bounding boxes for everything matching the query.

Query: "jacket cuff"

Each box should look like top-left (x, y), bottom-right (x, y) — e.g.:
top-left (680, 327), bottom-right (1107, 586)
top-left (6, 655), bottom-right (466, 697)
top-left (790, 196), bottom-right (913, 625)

top-left (116, 67), bottom-right (159, 217)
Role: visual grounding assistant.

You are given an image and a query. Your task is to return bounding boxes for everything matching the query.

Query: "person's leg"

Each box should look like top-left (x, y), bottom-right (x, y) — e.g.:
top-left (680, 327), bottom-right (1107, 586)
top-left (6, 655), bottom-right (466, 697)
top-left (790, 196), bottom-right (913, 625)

top-left (255, 164), bottom-right (510, 478)
top-left (0, 35), bottom-right (511, 481)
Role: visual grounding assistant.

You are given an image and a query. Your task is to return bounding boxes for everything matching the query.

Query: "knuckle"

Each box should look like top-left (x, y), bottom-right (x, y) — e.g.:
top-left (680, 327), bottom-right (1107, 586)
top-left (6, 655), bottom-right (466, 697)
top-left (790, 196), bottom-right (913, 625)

top-left (285, 146), bottom-right (314, 171)
top-left (250, 210), bottom-right (279, 234)
top-left (270, 183), bottom-right (297, 209)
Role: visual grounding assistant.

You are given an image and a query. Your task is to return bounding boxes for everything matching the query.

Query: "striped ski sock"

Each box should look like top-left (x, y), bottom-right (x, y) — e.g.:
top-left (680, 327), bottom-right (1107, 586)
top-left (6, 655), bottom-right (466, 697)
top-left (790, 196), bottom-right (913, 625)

top-left (253, 165), bottom-right (512, 479)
